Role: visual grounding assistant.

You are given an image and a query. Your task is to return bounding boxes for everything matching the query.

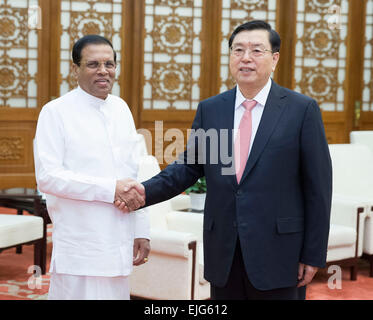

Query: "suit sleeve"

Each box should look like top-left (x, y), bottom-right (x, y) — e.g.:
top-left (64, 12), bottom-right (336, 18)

top-left (299, 99), bottom-right (332, 268)
top-left (142, 103), bottom-right (205, 207)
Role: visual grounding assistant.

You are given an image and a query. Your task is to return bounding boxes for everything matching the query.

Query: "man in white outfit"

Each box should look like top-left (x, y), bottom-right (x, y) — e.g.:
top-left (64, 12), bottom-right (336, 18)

top-left (34, 35), bottom-right (150, 300)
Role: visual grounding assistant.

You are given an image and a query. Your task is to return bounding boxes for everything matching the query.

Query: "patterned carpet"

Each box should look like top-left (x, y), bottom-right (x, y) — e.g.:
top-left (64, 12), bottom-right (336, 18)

top-left (1, 209), bottom-right (372, 300)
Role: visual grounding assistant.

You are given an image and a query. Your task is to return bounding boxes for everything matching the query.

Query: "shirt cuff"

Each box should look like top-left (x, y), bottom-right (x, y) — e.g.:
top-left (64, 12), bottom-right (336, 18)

top-left (95, 178), bottom-right (117, 203)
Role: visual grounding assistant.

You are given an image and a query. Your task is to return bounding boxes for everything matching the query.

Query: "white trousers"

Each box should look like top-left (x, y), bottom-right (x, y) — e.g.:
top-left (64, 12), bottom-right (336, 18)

top-left (48, 272), bottom-right (130, 300)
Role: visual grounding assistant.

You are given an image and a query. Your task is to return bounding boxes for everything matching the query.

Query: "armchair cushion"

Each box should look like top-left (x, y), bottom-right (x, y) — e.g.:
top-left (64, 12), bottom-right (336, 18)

top-left (0, 214), bottom-right (43, 249)
top-left (326, 195), bottom-right (367, 267)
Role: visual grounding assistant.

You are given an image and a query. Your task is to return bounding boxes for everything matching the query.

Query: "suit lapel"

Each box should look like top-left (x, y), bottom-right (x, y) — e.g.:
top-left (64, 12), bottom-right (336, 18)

top-left (239, 82), bottom-right (287, 184)
top-left (219, 87), bottom-right (238, 187)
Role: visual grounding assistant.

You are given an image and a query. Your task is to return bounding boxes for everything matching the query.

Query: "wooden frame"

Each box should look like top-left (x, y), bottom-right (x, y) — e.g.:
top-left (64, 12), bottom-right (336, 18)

top-left (188, 240), bottom-right (197, 300)
top-left (344, 0), bottom-right (367, 138)
top-left (122, 0), bottom-right (145, 127)
top-left (362, 205), bottom-right (373, 277)
top-left (274, 0), bottom-right (297, 89)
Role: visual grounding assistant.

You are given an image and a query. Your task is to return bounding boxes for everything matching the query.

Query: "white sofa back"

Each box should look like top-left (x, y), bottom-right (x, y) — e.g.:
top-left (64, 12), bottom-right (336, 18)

top-left (350, 131), bottom-right (373, 154)
top-left (328, 144), bottom-right (373, 197)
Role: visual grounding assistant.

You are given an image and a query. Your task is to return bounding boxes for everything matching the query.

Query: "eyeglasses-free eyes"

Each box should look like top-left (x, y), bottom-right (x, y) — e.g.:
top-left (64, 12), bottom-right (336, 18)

top-left (230, 45), bottom-right (273, 58)
top-left (81, 60), bottom-right (116, 70)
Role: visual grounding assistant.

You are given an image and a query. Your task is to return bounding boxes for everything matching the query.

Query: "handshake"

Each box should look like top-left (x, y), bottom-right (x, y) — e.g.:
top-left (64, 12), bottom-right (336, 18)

top-left (114, 178), bottom-right (145, 212)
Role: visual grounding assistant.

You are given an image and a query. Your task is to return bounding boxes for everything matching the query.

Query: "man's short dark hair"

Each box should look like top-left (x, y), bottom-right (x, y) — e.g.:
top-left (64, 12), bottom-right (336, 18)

top-left (229, 20), bottom-right (281, 53)
top-left (72, 35), bottom-right (117, 66)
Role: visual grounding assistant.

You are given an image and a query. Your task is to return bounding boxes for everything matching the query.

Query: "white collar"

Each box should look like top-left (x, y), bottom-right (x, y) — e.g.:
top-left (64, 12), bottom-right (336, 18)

top-left (77, 86), bottom-right (109, 107)
top-left (235, 78), bottom-right (272, 109)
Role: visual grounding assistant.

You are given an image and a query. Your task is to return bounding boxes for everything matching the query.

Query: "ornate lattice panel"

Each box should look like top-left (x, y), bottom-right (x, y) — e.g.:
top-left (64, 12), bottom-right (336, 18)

top-left (363, 0), bottom-right (373, 112)
top-left (0, 0), bottom-right (39, 108)
top-left (220, 0), bottom-right (277, 92)
top-left (294, 0), bottom-right (349, 112)
top-left (143, 0), bottom-right (203, 110)
top-left (59, 0), bottom-right (123, 96)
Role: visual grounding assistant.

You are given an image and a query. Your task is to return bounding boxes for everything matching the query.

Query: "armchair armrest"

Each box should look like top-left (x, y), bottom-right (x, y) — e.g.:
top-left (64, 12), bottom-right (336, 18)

top-left (332, 194), bottom-right (368, 228)
top-left (170, 194), bottom-right (191, 211)
top-left (333, 193), bottom-right (372, 213)
top-left (150, 228), bottom-right (197, 258)
top-left (166, 211), bottom-right (204, 243)
top-left (331, 194), bottom-right (368, 257)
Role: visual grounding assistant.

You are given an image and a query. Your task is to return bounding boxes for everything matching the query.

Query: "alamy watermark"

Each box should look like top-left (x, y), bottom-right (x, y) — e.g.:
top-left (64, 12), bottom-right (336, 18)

top-left (327, 265), bottom-right (342, 290)
top-left (328, 5), bottom-right (342, 30)
top-left (136, 122), bottom-right (239, 176)
top-left (28, 5), bottom-right (42, 30)
top-left (27, 265), bottom-right (43, 289)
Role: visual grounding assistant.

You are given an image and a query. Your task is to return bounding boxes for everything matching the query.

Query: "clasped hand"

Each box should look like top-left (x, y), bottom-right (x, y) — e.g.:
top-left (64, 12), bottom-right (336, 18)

top-left (114, 178), bottom-right (145, 213)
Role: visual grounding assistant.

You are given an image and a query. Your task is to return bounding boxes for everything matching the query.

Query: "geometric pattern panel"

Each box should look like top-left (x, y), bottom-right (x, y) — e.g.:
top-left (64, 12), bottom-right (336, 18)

top-left (143, 0), bottom-right (203, 110)
top-left (294, 0), bottom-right (349, 112)
top-left (59, 0), bottom-right (123, 97)
top-left (363, 0), bottom-right (373, 112)
top-left (0, 0), bottom-right (39, 108)
top-left (220, 0), bottom-right (277, 92)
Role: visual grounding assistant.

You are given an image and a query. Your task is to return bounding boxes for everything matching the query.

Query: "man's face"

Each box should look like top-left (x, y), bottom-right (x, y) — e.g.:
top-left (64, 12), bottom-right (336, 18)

top-left (73, 44), bottom-right (116, 100)
top-left (229, 29), bottom-right (279, 93)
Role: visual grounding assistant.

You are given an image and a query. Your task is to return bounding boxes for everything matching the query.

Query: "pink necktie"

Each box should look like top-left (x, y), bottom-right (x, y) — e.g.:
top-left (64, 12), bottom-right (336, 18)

top-left (235, 100), bottom-right (257, 183)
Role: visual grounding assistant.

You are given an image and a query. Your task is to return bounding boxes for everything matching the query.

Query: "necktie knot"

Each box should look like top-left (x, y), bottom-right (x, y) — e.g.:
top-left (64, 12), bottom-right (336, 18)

top-left (242, 100), bottom-right (256, 111)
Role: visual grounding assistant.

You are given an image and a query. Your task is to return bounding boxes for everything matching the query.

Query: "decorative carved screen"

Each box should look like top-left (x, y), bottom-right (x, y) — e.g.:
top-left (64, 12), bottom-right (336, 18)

top-left (59, 0), bottom-right (123, 96)
top-left (219, 0), bottom-right (277, 92)
top-left (363, 0), bottom-right (373, 112)
top-left (143, 0), bottom-right (203, 110)
top-left (294, 0), bottom-right (349, 112)
top-left (0, 0), bottom-right (39, 108)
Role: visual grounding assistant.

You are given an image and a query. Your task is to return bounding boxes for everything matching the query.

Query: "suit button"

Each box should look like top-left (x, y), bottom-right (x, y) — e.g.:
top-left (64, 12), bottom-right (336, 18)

top-left (237, 190), bottom-right (242, 196)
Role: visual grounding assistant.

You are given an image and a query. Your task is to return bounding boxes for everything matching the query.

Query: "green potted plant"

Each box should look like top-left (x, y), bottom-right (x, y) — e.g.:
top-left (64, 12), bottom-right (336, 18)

top-left (185, 177), bottom-right (207, 211)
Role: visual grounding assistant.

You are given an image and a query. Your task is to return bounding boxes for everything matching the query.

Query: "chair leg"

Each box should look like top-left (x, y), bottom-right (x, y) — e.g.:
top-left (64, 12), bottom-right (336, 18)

top-left (41, 222), bottom-right (47, 275)
top-left (362, 253), bottom-right (373, 277)
top-left (350, 264), bottom-right (358, 281)
top-left (16, 209), bottom-right (23, 254)
top-left (34, 239), bottom-right (46, 275)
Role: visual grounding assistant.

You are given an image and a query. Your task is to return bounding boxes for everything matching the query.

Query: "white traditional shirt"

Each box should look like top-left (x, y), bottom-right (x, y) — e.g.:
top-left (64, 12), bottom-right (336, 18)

top-left (34, 87), bottom-right (150, 277)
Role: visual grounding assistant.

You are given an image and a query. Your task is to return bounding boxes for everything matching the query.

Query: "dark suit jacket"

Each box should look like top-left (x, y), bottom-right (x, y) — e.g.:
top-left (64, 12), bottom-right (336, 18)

top-left (142, 81), bottom-right (332, 291)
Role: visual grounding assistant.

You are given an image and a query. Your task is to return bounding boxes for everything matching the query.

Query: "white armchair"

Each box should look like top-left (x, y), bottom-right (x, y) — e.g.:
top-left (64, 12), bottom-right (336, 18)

top-left (129, 155), bottom-right (210, 300)
top-left (327, 195), bottom-right (367, 280)
top-left (329, 143), bottom-right (373, 277)
top-left (350, 130), bottom-right (373, 154)
top-left (0, 213), bottom-right (44, 272)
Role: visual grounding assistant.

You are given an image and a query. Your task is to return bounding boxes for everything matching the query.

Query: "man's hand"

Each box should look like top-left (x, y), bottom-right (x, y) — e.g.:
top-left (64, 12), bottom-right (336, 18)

top-left (114, 178), bottom-right (145, 213)
top-left (133, 238), bottom-right (150, 266)
top-left (297, 263), bottom-right (318, 287)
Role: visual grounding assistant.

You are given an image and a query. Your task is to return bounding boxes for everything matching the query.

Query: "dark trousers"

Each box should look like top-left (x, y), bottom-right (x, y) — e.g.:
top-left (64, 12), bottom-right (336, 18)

top-left (211, 239), bottom-right (306, 300)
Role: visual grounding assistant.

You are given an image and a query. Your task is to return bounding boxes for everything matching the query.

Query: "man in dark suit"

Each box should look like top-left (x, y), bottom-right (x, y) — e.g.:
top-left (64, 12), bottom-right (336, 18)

top-left (117, 20), bottom-right (332, 300)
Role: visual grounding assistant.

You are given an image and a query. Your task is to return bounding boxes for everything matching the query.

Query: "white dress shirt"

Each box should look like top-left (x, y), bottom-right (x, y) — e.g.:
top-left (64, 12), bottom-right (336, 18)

top-left (34, 87), bottom-right (150, 277)
top-left (234, 78), bottom-right (272, 158)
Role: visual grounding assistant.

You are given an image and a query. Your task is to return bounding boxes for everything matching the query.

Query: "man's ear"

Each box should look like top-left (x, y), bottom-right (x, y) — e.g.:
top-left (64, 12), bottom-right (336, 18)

top-left (72, 63), bottom-right (79, 79)
top-left (272, 52), bottom-right (280, 72)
